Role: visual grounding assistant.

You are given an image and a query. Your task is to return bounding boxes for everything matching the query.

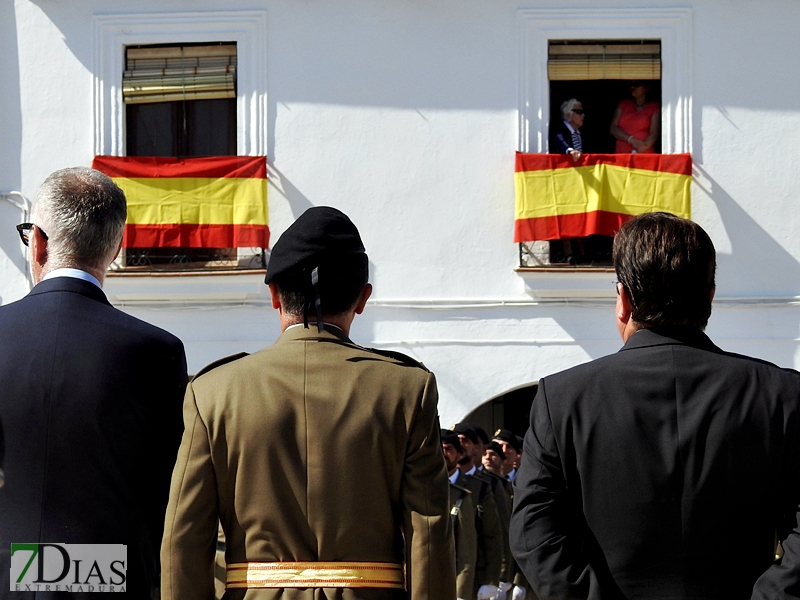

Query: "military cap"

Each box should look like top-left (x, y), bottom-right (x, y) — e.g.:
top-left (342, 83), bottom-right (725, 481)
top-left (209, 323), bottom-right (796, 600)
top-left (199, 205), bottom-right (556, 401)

top-left (452, 423), bottom-right (479, 444)
top-left (440, 429), bottom-right (463, 453)
top-left (466, 423), bottom-right (489, 445)
top-left (485, 441), bottom-right (506, 461)
top-left (493, 428), bottom-right (522, 452)
top-left (265, 206), bottom-right (365, 284)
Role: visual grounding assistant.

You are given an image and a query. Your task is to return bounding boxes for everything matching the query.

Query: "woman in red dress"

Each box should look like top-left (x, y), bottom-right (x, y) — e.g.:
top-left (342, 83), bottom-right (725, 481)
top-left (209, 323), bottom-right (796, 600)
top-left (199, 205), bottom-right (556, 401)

top-left (610, 81), bottom-right (660, 153)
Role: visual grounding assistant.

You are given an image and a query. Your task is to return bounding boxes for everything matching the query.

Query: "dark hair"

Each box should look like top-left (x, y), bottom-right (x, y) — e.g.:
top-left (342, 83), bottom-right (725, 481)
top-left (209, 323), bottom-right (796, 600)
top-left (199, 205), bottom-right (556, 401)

top-left (273, 254), bottom-right (369, 318)
top-left (613, 212), bottom-right (716, 329)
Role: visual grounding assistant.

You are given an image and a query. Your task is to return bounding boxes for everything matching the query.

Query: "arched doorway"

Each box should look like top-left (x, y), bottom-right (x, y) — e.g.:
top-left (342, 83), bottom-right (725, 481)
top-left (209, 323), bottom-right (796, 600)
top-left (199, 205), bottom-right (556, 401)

top-left (461, 382), bottom-right (538, 439)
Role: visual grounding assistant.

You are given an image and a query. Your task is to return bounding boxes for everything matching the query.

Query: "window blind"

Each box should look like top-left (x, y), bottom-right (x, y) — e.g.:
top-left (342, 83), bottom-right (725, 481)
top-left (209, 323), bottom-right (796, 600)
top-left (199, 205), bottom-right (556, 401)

top-left (548, 43), bottom-right (661, 81)
top-left (123, 44), bottom-right (237, 104)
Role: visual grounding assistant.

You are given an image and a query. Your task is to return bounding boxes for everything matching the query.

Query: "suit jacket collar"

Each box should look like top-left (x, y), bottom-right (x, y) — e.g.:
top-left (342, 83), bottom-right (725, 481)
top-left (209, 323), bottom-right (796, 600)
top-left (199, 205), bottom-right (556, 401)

top-left (620, 325), bottom-right (721, 354)
top-left (27, 276), bottom-right (111, 306)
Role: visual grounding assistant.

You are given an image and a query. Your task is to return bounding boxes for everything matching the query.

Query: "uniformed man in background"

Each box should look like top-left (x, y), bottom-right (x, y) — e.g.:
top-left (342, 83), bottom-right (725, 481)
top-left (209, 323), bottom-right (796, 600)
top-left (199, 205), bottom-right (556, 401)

top-left (162, 206), bottom-right (455, 599)
top-left (442, 429), bottom-right (478, 600)
top-left (482, 441), bottom-right (506, 476)
top-left (453, 423), bottom-right (504, 600)
top-left (493, 429), bottom-right (522, 482)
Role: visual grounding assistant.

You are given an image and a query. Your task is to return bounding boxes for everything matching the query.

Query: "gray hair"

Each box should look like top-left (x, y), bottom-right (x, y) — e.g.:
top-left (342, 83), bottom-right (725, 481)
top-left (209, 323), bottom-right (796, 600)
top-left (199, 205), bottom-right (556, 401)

top-left (560, 98), bottom-right (582, 120)
top-left (31, 167), bottom-right (127, 271)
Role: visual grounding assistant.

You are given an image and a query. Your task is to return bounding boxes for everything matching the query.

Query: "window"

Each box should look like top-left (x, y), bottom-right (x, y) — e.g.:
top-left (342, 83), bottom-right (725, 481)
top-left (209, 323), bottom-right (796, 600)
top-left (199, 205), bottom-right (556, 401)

top-left (543, 40), bottom-right (662, 266)
top-left (516, 8), bottom-right (691, 278)
top-left (92, 11), bottom-right (269, 278)
top-left (117, 42), bottom-right (259, 271)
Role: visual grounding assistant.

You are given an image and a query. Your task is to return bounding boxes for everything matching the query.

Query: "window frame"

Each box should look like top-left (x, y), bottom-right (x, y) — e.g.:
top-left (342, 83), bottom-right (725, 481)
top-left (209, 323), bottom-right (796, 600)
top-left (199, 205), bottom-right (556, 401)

top-left (93, 12), bottom-right (270, 302)
top-left (93, 11), bottom-right (267, 158)
top-left (515, 8), bottom-right (692, 297)
top-left (516, 7), bottom-right (692, 155)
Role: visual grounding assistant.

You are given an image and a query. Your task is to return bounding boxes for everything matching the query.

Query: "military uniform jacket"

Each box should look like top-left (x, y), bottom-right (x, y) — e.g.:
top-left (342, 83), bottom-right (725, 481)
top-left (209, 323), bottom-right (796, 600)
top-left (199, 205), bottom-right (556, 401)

top-left (456, 469), bottom-right (504, 593)
top-left (450, 483), bottom-right (477, 599)
top-left (161, 325), bottom-right (455, 600)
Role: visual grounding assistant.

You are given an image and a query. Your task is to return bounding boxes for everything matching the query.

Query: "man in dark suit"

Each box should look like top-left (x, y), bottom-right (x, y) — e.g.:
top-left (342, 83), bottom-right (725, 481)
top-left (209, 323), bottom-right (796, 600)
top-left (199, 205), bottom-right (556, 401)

top-left (510, 212), bottom-right (800, 599)
top-left (0, 167), bottom-right (187, 598)
top-left (549, 98), bottom-right (585, 161)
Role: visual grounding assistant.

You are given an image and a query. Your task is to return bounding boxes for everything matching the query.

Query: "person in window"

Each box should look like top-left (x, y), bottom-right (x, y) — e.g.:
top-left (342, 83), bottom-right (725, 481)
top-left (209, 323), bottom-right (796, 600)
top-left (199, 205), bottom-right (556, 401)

top-left (550, 98), bottom-right (585, 162)
top-left (610, 81), bottom-right (660, 153)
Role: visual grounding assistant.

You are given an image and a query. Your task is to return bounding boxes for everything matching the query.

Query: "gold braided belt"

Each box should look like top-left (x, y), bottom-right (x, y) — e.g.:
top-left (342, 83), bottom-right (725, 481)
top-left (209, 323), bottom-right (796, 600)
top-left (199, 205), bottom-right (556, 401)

top-left (225, 561), bottom-right (405, 589)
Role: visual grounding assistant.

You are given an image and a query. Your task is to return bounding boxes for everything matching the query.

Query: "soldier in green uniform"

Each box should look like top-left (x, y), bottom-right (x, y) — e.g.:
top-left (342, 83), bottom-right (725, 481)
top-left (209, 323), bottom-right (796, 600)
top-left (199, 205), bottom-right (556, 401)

top-left (460, 425), bottom-right (515, 593)
top-left (162, 206), bottom-right (455, 599)
top-left (452, 424), bottom-right (504, 600)
top-left (441, 429), bottom-right (478, 600)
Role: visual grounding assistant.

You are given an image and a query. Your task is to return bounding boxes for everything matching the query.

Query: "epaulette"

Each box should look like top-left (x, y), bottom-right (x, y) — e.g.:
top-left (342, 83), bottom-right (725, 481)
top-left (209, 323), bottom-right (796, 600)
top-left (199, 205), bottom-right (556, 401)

top-left (449, 482), bottom-right (472, 494)
top-left (362, 346), bottom-right (429, 370)
top-left (192, 352), bottom-right (249, 380)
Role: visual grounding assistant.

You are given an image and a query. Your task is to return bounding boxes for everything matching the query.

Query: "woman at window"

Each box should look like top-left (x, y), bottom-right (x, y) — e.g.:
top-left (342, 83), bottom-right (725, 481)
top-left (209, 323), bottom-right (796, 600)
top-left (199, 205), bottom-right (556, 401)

top-left (610, 81), bottom-right (660, 153)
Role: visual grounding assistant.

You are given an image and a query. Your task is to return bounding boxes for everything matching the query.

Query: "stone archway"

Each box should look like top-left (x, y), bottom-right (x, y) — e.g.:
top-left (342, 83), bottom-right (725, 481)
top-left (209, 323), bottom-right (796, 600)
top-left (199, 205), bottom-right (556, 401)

top-left (459, 382), bottom-right (538, 440)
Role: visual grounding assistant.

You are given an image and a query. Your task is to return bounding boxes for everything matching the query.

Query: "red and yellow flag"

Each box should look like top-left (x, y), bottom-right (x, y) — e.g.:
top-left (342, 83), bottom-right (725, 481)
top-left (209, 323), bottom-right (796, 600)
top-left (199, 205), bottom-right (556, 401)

top-left (514, 153), bottom-right (691, 242)
top-left (92, 155), bottom-right (268, 248)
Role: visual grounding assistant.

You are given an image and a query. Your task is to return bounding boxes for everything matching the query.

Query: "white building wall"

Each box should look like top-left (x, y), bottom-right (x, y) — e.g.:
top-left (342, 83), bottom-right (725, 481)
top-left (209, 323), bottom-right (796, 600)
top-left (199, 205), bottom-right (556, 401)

top-left (3, 0), bottom-right (800, 426)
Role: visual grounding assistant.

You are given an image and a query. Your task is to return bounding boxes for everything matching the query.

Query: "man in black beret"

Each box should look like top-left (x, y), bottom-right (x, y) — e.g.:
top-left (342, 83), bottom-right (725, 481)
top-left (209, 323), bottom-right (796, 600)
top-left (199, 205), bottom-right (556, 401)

top-left (493, 429), bottom-right (522, 482)
top-left (162, 206), bottom-right (455, 599)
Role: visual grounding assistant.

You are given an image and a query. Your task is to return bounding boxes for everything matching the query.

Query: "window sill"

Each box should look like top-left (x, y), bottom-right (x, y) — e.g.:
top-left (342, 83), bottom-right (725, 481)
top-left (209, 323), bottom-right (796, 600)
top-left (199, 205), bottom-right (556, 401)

top-left (104, 269), bottom-right (270, 307)
top-left (516, 267), bottom-right (616, 300)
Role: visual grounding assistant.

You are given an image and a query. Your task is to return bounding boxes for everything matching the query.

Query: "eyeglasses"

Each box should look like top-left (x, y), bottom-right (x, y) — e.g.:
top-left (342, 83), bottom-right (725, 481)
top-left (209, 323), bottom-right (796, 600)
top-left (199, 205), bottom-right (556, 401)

top-left (16, 223), bottom-right (48, 247)
top-left (613, 280), bottom-right (621, 295)
top-left (571, 109), bottom-right (585, 115)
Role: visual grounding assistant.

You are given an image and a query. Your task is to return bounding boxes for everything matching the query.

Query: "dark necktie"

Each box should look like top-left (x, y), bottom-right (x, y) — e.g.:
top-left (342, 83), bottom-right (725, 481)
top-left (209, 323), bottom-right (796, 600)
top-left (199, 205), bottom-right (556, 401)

top-left (571, 130), bottom-right (582, 152)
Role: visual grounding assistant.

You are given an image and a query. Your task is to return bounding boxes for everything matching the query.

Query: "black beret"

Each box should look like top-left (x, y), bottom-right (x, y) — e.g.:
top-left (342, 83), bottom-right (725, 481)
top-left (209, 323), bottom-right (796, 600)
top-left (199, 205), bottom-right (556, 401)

top-left (265, 206), bottom-right (365, 284)
top-left (493, 428), bottom-right (522, 452)
top-left (452, 423), bottom-right (479, 444)
top-left (485, 441), bottom-right (506, 461)
top-left (440, 429), bottom-right (463, 453)
top-left (463, 423), bottom-right (489, 445)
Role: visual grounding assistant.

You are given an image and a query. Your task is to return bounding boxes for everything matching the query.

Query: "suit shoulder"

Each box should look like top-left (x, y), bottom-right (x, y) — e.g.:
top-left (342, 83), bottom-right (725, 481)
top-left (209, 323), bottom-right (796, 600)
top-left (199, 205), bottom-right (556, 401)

top-left (192, 352), bottom-right (250, 380)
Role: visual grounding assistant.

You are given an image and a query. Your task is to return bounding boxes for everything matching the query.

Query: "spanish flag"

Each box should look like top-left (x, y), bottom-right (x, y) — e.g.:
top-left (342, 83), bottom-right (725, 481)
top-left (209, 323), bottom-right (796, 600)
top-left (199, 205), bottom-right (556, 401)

top-left (91, 155), bottom-right (268, 248)
top-left (514, 153), bottom-right (691, 242)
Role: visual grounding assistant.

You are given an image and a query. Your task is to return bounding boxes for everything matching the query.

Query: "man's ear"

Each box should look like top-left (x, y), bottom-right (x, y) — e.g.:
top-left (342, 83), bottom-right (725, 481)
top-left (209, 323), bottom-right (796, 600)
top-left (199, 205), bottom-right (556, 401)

top-left (615, 284), bottom-right (632, 323)
top-left (354, 283), bottom-right (372, 315)
top-left (268, 282), bottom-right (282, 310)
top-left (32, 224), bottom-right (48, 266)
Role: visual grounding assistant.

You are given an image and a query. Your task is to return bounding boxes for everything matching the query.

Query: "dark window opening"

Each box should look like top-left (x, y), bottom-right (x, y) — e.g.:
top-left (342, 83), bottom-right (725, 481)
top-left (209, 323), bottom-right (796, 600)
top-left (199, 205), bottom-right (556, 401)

top-left (120, 42), bottom-right (263, 272)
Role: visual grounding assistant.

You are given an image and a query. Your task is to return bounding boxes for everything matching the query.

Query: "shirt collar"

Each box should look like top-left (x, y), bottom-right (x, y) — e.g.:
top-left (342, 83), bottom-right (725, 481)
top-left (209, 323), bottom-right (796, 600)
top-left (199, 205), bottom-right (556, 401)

top-left (563, 120), bottom-right (578, 134)
top-left (448, 470), bottom-right (460, 484)
top-left (42, 268), bottom-right (102, 289)
top-left (463, 465), bottom-right (477, 477)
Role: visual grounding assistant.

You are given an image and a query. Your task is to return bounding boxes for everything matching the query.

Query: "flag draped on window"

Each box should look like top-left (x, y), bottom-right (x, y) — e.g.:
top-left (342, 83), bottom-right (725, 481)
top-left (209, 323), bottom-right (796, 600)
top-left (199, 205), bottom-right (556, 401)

top-left (514, 153), bottom-right (691, 242)
top-left (91, 156), bottom-right (268, 248)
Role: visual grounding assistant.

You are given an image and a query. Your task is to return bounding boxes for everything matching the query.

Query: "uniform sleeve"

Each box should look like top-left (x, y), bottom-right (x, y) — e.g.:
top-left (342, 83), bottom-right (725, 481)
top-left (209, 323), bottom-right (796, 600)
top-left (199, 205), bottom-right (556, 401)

top-left (509, 380), bottom-right (624, 600)
top-left (493, 481), bottom-right (513, 582)
top-left (456, 493), bottom-right (478, 600)
top-left (161, 381), bottom-right (219, 600)
top-left (402, 372), bottom-right (457, 600)
top-left (479, 480), bottom-right (504, 587)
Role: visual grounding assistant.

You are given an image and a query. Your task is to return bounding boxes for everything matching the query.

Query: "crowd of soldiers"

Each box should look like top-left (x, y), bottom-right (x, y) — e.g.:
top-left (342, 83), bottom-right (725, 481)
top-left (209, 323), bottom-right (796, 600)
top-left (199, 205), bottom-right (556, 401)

top-left (441, 425), bottom-right (536, 600)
